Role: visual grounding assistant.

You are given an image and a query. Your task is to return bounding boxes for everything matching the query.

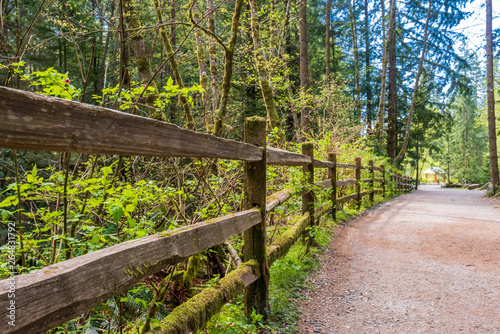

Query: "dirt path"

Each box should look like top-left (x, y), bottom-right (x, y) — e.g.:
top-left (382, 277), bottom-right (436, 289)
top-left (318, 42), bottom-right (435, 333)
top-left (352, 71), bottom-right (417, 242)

top-left (299, 185), bottom-right (500, 333)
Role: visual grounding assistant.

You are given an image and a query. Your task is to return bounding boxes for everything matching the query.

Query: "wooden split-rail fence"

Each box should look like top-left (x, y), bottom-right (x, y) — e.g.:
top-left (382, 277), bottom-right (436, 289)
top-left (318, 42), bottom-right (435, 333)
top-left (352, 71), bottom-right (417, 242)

top-left (0, 87), bottom-right (413, 334)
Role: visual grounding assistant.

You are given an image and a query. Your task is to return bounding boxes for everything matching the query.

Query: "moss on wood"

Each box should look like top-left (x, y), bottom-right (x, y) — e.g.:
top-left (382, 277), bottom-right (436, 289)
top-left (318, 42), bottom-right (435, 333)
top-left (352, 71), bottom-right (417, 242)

top-left (267, 213), bottom-right (310, 265)
top-left (124, 260), bottom-right (159, 278)
top-left (149, 260), bottom-right (259, 334)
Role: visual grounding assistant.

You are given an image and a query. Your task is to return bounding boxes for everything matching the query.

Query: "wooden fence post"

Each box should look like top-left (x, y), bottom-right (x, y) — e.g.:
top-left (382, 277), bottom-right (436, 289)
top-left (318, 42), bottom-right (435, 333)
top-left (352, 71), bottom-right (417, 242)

top-left (392, 170), bottom-right (396, 193)
top-left (369, 159), bottom-right (374, 204)
top-left (355, 157), bottom-right (361, 209)
top-left (243, 116), bottom-right (269, 318)
top-left (396, 173), bottom-right (400, 193)
top-left (328, 153), bottom-right (337, 220)
top-left (381, 164), bottom-right (386, 198)
top-left (302, 142), bottom-right (315, 227)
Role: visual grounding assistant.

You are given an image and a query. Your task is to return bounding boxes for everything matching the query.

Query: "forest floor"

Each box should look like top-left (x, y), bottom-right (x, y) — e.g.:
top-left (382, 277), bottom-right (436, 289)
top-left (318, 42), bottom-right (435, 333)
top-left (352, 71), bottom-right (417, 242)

top-left (299, 185), bottom-right (500, 333)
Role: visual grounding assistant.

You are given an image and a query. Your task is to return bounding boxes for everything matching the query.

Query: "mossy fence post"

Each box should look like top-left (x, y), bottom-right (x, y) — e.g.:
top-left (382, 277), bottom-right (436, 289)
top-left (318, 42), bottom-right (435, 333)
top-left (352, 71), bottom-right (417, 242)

top-left (242, 116), bottom-right (269, 319)
top-left (328, 153), bottom-right (337, 220)
top-left (302, 142), bottom-right (315, 225)
top-left (397, 172), bottom-right (400, 193)
top-left (355, 157), bottom-right (361, 208)
top-left (391, 170), bottom-right (396, 194)
top-left (369, 159), bottom-right (374, 204)
top-left (381, 164), bottom-right (386, 198)
top-left (396, 173), bottom-right (400, 193)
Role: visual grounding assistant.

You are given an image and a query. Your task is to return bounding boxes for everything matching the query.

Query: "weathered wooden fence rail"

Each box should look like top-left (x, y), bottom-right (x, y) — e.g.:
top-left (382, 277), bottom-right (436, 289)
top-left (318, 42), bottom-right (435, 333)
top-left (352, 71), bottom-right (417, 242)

top-left (0, 87), bottom-right (413, 334)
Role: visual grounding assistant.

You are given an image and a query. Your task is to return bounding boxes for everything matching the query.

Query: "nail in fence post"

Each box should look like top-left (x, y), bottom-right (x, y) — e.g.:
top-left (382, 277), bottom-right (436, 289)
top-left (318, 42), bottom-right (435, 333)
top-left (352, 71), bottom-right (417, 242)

top-left (302, 142), bottom-right (315, 227)
top-left (369, 160), bottom-right (374, 204)
top-left (243, 116), bottom-right (269, 318)
top-left (381, 164), bottom-right (386, 198)
top-left (355, 157), bottom-right (361, 209)
top-left (328, 153), bottom-right (337, 220)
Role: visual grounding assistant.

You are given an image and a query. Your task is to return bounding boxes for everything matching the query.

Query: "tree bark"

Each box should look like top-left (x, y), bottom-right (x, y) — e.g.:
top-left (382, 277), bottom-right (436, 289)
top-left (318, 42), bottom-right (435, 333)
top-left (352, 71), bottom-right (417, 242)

top-left (299, 0), bottom-right (310, 136)
top-left (374, 0), bottom-right (390, 142)
top-left (364, 0), bottom-right (372, 131)
top-left (213, 0), bottom-right (245, 137)
top-left (97, 1), bottom-right (115, 93)
top-left (248, 0), bottom-right (281, 132)
top-left (348, 0), bottom-right (362, 122)
top-left (122, 0), bottom-right (153, 85)
top-left (325, 0), bottom-right (331, 86)
top-left (192, 0), bottom-right (210, 127)
top-left (154, 0), bottom-right (195, 129)
top-left (269, 0), bottom-right (278, 59)
top-left (486, 0), bottom-right (499, 193)
top-left (208, 0), bottom-right (219, 116)
top-left (394, 0), bottom-right (431, 162)
top-left (386, 0), bottom-right (397, 159)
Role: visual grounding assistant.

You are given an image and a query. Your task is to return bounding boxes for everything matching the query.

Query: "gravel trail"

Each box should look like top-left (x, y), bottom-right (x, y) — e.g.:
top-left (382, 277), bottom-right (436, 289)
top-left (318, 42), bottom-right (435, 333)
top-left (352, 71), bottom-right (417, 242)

top-left (299, 185), bottom-right (500, 333)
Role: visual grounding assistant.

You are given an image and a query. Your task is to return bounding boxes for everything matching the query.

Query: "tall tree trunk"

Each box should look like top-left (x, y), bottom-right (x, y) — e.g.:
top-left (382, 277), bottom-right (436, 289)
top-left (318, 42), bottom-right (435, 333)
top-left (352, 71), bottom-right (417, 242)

top-left (331, 26), bottom-right (336, 78)
top-left (325, 0), bottom-right (331, 86)
top-left (168, 0), bottom-right (177, 123)
top-left (118, 0), bottom-right (130, 88)
top-left (282, 0), bottom-right (297, 139)
top-left (348, 0), bottom-right (361, 122)
top-left (374, 0), bottom-right (390, 142)
top-left (299, 0), bottom-right (310, 136)
top-left (98, 0), bottom-right (116, 93)
top-left (213, 0), bottom-right (245, 137)
top-left (154, 0), bottom-right (195, 129)
top-left (192, 0), bottom-right (210, 127)
top-left (269, 0), bottom-right (278, 59)
top-left (208, 0), bottom-right (219, 116)
top-left (364, 0), bottom-right (372, 132)
top-left (249, 0), bottom-right (281, 132)
top-left (486, 0), bottom-right (499, 193)
top-left (122, 0), bottom-right (154, 85)
top-left (394, 0), bottom-right (431, 162)
top-left (386, 0), bottom-right (397, 159)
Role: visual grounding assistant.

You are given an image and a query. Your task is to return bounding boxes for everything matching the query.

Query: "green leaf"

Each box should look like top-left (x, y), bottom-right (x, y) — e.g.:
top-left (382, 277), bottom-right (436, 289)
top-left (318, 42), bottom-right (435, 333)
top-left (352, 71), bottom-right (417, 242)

top-left (111, 205), bottom-right (124, 223)
top-left (90, 234), bottom-right (100, 244)
top-left (0, 196), bottom-right (18, 208)
top-left (166, 76), bottom-right (173, 88)
top-left (136, 229), bottom-right (147, 238)
top-left (125, 204), bottom-right (135, 212)
top-left (1, 209), bottom-right (12, 221)
top-left (127, 218), bottom-right (137, 228)
top-left (134, 297), bottom-right (147, 309)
